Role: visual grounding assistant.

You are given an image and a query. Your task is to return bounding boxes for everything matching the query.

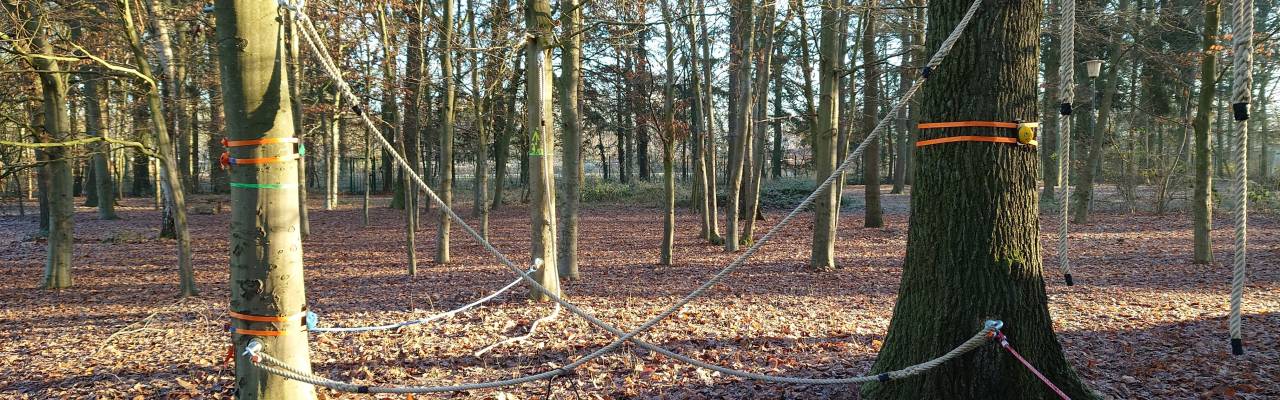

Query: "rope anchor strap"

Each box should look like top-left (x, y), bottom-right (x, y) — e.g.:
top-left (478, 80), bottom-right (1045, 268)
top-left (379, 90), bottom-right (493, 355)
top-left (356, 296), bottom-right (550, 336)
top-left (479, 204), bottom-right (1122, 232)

top-left (221, 137), bottom-right (300, 147)
top-left (915, 121), bottom-right (1039, 148)
top-left (228, 310), bottom-right (308, 336)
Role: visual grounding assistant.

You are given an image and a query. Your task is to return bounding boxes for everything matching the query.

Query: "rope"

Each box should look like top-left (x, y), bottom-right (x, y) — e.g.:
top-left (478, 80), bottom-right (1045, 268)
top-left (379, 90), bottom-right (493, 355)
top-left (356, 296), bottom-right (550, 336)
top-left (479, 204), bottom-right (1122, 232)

top-left (252, 0), bottom-right (993, 392)
top-left (995, 331), bottom-right (1072, 400)
top-left (1227, 0), bottom-right (1253, 356)
top-left (1056, 0), bottom-right (1076, 286)
top-left (473, 302), bottom-right (561, 357)
top-left (308, 265), bottom-right (537, 334)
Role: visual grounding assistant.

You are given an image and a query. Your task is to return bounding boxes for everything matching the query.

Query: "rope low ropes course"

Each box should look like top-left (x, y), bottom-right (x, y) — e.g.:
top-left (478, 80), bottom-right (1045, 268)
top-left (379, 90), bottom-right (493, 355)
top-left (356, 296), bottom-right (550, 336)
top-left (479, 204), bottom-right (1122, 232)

top-left (1053, 0), bottom-right (1254, 355)
top-left (1227, 0), bottom-right (1254, 356)
top-left (243, 0), bottom-right (1032, 393)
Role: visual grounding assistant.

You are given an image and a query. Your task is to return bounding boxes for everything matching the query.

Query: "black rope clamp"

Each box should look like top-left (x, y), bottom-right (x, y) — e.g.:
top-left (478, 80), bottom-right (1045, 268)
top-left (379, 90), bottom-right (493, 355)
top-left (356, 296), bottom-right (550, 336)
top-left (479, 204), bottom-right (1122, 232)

top-left (356, 385), bottom-right (370, 393)
top-left (921, 66), bottom-right (933, 79)
top-left (877, 373), bottom-right (891, 382)
top-left (1064, 273), bottom-right (1074, 286)
top-left (1060, 103), bottom-right (1073, 116)
top-left (1231, 338), bottom-right (1244, 355)
top-left (1233, 102), bottom-right (1249, 121)
top-left (351, 105), bottom-right (363, 116)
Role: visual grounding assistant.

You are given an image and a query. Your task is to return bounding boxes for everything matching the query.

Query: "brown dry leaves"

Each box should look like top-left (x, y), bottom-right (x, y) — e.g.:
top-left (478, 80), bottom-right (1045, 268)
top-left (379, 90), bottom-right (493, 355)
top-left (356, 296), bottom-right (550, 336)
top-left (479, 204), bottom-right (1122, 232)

top-left (0, 192), bottom-right (1277, 399)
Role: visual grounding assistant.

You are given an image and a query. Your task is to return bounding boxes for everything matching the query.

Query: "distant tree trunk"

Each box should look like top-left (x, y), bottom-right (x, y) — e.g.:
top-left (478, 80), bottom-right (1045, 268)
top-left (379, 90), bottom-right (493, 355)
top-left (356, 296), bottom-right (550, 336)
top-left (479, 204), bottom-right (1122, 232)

top-left (810, 0), bottom-right (841, 271)
top-left (438, 0), bottom-right (456, 265)
top-left (1039, 0), bottom-right (1060, 200)
top-left (742, 3), bottom-right (780, 244)
top-left (724, 0), bottom-right (755, 252)
top-left (558, 0), bottom-right (583, 278)
top-left (891, 1), bottom-right (918, 194)
top-left (526, 0), bottom-right (561, 301)
top-left (1070, 0), bottom-right (1129, 224)
top-left (1258, 60), bottom-right (1271, 180)
top-left (127, 0), bottom-right (198, 297)
top-left (472, 0), bottom-right (494, 238)
top-left (862, 1), bottom-right (883, 227)
top-left (285, 16), bottom-right (310, 240)
top-left (20, 0), bottom-right (73, 288)
top-left (83, 67), bottom-right (118, 220)
top-left (492, 52), bottom-right (521, 210)
top-left (208, 89), bottom-right (228, 193)
top-left (659, 0), bottom-right (678, 265)
top-left (698, 0), bottom-right (723, 244)
top-left (1190, 0), bottom-right (1219, 264)
top-left (215, 1), bottom-right (315, 397)
top-left (863, 0), bottom-right (1092, 397)
top-left (682, 0), bottom-right (713, 241)
top-left (326, 95), bottom-right (341, 210)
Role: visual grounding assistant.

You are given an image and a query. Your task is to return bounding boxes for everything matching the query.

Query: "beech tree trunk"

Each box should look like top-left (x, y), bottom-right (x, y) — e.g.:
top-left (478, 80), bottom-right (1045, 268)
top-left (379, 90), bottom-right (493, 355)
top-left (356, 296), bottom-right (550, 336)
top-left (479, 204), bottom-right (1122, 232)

top-left (862, 0), bottom-right (883, 227)
top-left (865, 0), bottom-right (1092, 397)
top-left (810, 0), bottom-right (841, 270)
top-left (724, 0), bottom-right (755, 252)
top-left (526, 0), bottom-right (560, 301)
top-left (215, 1), bottom-right (315, 397)
top-left (438, 0), bottom-right (456, 265)
top-left (558, 0), bottom-right (583, 278)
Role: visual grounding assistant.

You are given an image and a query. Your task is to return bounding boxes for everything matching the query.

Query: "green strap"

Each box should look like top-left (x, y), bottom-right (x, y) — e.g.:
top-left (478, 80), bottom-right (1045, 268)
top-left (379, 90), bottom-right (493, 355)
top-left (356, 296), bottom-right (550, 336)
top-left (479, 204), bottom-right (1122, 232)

top-left (231, 182), bottom-right (299, 189)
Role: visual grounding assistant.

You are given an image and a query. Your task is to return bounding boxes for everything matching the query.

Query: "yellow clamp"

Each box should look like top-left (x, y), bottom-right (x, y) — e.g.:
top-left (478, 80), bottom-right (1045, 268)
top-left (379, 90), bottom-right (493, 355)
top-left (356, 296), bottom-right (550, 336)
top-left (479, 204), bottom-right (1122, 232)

top-left (1016, 122), bottom-right (1039, 147)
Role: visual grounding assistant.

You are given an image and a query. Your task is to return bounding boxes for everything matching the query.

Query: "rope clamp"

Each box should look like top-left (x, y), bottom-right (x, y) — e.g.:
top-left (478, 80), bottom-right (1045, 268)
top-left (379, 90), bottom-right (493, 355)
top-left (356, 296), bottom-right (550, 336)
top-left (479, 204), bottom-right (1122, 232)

top-left (244, 339), bottom-right (265, 357)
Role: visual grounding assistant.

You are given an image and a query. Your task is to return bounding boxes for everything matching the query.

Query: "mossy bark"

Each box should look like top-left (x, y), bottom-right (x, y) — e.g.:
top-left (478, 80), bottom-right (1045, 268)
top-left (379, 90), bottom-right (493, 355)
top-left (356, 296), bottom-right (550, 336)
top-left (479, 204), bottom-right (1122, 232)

top-left (810, 0), bottom-right (841, 271)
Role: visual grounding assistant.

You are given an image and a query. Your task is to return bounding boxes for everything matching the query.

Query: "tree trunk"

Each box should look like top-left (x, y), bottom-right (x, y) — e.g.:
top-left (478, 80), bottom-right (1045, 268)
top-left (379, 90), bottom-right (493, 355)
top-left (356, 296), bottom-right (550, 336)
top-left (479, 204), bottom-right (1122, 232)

top-left (471, 0), bottom-right (493, 239)
top-left (724, 0), bottom-right (755, 252)
top-left (215, 1), bottom-right (315, 397)
top-left (83, 67), bottom-right (118, 219)
top-left (438, 0), bottom-right (456, 265)
top-left (558, 0), bottom-right (583, 278)
top-left (698, 0), bottom-right (722, 244)
top-left (864, 0), bottom-right (1092, 397)
top-left (285, 17), bottom-right (310, 240)
top-left (492, 52), bottom-right (522, 210)
top-left (659, 0), bottom-right (678, 265)
top-left (21, 1), bottom-right (73, 288)
top-left (1190, 0), bottom-right (1219, 264)
top-left (810, 0), bottom-right (841, 271)
top-left (127, 0), bottom-right (198, 297)
top-left (526, 0), bottom-right (561, 301)
top-left (682, 0), bottom-right (712, 242)
top-left (1040, 0), bottom-right (1060, 200)
top-left (862, 0), bottom-right (883, 227)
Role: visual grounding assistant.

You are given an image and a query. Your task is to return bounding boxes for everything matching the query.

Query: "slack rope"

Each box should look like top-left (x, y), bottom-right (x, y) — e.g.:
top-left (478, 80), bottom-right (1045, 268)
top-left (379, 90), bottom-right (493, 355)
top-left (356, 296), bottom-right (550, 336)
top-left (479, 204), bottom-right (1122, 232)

top-left (1227, 0), bottom-right (1253, 356)
top-left (253, 0), bottom-right (994, 392)
top-left (1056, 0), bottom-right (1076, 286)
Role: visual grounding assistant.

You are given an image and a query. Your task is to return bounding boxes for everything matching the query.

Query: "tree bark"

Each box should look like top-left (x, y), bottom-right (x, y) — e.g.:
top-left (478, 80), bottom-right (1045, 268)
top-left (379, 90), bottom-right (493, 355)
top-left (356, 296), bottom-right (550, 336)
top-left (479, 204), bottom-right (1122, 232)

top-left (558, 0), bottom-right (583, 278)
top-left (864, 0), bottom-right (1092, 397)
top-left (810, 0), bottom-right (842, 270)
top-left (438, 0), bottom-right (456, 265)
top-left (724, 0), bottom-right (755, 252)
top-left (862, 1), bottom-right (884, 227)
top-left (215, 1), bottom-right (315, 397)
top-left (128, 0), bottom-right (198, 297)
top-left (526, 0), bottom-right (561, 301)
top-left (1190, 0), bottom-right (1219, 264)
top-left (83, 68), bottom-right (118, 220)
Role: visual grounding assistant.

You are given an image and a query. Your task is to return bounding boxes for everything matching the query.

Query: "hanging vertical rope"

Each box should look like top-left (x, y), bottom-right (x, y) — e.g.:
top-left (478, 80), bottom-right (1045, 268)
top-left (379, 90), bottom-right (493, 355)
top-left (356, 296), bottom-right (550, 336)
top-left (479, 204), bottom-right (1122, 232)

top-left (1227, 0), bottom-right (1253, 356)
top-left (1056, 0), bottom-right (1076, 286)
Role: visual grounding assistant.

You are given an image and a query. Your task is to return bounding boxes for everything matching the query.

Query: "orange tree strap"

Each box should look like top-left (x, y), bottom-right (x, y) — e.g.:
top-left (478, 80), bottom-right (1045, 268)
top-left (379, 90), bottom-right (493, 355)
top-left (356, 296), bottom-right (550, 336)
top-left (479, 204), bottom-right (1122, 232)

top-left (230, 327), bottom-right (296, 336)
top-left (916, 136), bottom-right (1020, 147)
top-left (222, 137), bottom-right (300, 147)
top-left (229, 310), bottom-right (307, 323)
top-left (918, 121), bottom-right (1020, 129)
top-left (227, 153), bottom-right (302, 166)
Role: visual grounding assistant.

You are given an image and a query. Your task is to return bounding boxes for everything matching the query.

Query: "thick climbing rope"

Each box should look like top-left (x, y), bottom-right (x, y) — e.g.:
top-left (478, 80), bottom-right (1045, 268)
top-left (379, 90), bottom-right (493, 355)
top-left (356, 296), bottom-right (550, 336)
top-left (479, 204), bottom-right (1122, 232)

top-left (1056, 0), bottom-right (1076, 286)
top-left (308, 265), bottom-right (537, 334)
top-left (255, 0), bottom-right (995, 392)
top-left (1227, 0), bottom-right (1253, 356)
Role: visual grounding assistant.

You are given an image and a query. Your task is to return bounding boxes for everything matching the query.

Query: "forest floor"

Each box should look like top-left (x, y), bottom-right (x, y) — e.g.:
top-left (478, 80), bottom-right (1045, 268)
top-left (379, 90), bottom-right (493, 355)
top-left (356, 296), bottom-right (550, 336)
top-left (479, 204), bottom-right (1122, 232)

top-left (0, 187), bottom-right (1277, 399)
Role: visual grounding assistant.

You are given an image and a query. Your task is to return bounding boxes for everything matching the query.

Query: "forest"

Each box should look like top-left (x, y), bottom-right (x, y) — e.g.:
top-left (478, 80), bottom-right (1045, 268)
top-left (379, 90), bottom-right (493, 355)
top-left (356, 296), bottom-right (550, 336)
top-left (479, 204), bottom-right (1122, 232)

top-left (1, 0), bottom-right (1277, 398)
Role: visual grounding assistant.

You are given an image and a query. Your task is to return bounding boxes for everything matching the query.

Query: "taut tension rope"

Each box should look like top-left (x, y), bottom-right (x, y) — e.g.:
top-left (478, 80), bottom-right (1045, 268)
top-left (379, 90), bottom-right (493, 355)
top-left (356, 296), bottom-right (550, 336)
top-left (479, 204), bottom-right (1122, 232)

top-left (991, 327), bottom-right (1072, 400)
top-left (251, 0), bottom-right (993, 392)
top-left (1227, 0), bottom-right (1253, 356)
top-left (1056, 0), bottom-right (1077, 286)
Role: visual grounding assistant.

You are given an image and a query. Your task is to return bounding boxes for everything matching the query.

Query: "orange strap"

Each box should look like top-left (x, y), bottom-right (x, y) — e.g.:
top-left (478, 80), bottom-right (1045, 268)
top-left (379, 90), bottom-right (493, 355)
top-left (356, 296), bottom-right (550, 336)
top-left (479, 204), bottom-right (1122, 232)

top-left (222, 137), bottom-right (299, 147)
top-left (229, 310), bottom-right (307, 323)
top-left (916, 135), bottom-right (1020, 147)
top-left (918, 121), bottom-right (1020, 129)
top-left (227, 153), bottom-right (302, 165)
top-left (230, 327), bottom-right (295, 336)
